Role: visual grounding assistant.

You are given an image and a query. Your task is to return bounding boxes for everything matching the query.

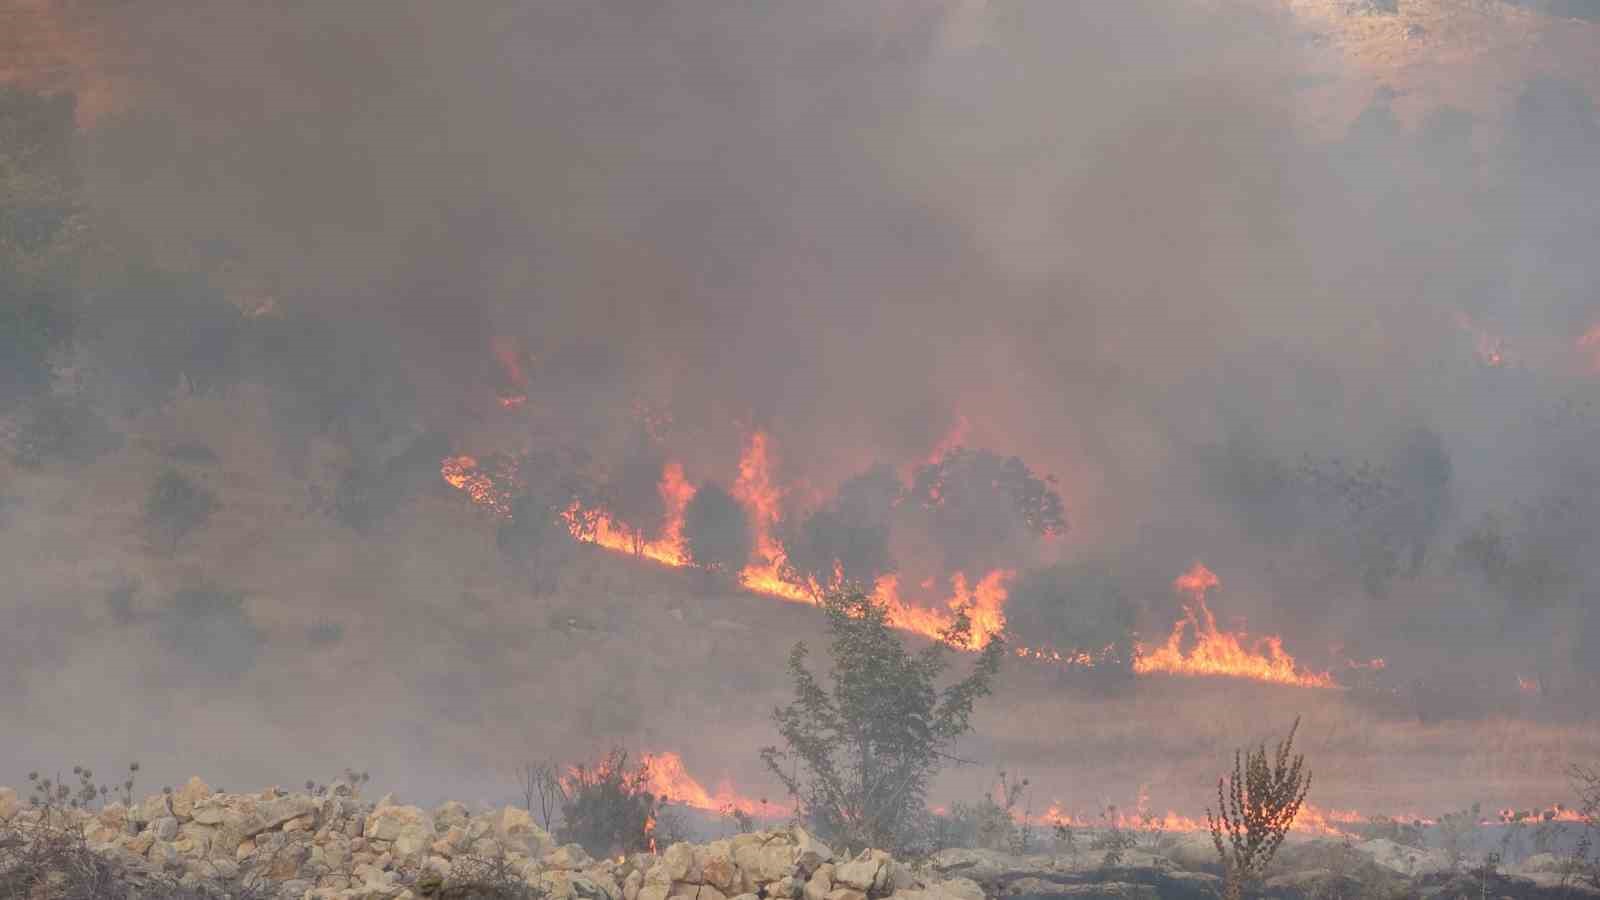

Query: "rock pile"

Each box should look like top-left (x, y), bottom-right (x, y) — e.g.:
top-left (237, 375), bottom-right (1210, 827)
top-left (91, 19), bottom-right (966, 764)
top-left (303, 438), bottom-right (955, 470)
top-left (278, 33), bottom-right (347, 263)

top-left (0, 780), bottom-right (983, 900)
top-left (2, 780), bottom-right (1598, 899)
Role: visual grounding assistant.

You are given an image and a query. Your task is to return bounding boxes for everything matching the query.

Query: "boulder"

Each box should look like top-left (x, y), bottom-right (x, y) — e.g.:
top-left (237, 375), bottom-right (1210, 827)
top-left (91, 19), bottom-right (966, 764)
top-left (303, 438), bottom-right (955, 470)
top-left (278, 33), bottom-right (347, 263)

top-left (0, 786), bottom-right (18, 822)
top-left (663, 841), bottom-right (703, 883)
top-left (834, 850), bottom-right (890, 892)
top-left (544, 842), bottom-right (596, 871)
top-left (493, 805), bottom-right (554, 855)
top-left (152, 816), bottom-right (179, 841)
top-left (170, 777), bottom-right (212, 820)
top-left (699, 840), bottom-right (740, 891)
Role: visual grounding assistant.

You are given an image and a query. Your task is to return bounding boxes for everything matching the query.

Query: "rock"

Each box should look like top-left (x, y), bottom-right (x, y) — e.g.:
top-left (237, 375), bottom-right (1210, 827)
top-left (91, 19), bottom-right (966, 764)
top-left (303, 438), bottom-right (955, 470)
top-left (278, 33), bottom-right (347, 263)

top-left (791, 826), bottom-right (833, 875)
top-left (834, 850), bottom-right (888, 892)
top-left (695, 885), bottom-right (729, 900)
top-left (545, 842), bottom-right (596, 870)
top-left (663, 841), bottom-right (702, 882)
top-left (0, 787), bottom-right (18, 822)
top-left (365, 804), bottom-right (431, 843)
top-left (804, 863), bottom-right (834, 900)
top-left (134, 793), bottom-right (172, 824)
top-left (190, 798), bottom-right (227, 826)
top-left (625, 867), bottom-right (644, 900)
top-left (638, 885), bottom-right (671, 900)
top-left (493, 805), bottom-right (554, 855)
top-left (699, 839), bottom-right (739, 891)
top-left (170, 777), bottom-right (212, 819)
top-left (432, 800), bottom-right (470, 832)
top-left (152, 816), bottom-right (179, 840)
top-left (824, 889), bottom-right (866, 900)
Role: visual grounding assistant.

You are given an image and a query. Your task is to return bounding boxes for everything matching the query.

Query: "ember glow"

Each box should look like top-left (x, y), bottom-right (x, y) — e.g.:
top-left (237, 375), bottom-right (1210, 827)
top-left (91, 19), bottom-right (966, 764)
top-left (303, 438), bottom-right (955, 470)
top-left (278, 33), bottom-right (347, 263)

top-left (1132, 563), bottom-right (1337, 689)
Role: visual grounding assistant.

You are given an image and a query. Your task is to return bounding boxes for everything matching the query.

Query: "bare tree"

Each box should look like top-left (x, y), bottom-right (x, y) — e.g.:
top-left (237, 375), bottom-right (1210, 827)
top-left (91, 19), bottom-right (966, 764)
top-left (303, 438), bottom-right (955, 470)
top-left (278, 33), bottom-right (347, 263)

top-left (515, 761), bottom-right (564, 831)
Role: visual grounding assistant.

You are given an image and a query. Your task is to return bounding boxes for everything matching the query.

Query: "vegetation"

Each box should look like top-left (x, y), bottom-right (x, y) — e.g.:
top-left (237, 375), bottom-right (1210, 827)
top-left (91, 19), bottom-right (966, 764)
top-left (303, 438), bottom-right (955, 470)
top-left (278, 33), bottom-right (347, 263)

top-left (553, 749), bottom-right (663, 858)
top-left (761, 587), bottom-right (1004, 853)
top-left (144, 469), bottom-right (218, 551)
top-left (1000, 562), bottom-right (1137, 679)
top-left (778, 464), bottom-right (899, 595)
top-left (1572, 763), bottom-right (1600, 888)
top-left (604, 431), bottom-right (668, 557)
top-left (930, 772), bottom-right (1033, 854)
top-left (682, 482), bottom-right (752, 580)
top-left (1207, 717), bottom-right (1311, 900)
top-left (907, 448), bottom-right (1066, 576)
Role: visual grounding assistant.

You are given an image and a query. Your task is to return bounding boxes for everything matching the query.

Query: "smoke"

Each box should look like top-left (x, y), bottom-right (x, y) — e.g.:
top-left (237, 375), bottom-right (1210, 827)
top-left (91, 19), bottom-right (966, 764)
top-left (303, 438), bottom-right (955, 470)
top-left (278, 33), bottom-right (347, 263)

top-left (4, 0), bottom-right (1600, 807)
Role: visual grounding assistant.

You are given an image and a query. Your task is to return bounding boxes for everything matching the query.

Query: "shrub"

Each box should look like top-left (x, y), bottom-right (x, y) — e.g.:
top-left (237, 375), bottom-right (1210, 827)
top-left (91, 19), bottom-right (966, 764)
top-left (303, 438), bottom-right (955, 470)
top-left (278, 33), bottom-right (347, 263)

top-left (144, 468), bottom-right (217, 550)
top-left (761, 587), bottom-right (1005, 853)
top-left (555, 749), bottom-right (661, 858)
top-left (907, 448), bottom-right (1065, 576)
top-left (1208, 717), bottom-right (1312, 900)
top-left (682, 482), bottom-right (752, 580)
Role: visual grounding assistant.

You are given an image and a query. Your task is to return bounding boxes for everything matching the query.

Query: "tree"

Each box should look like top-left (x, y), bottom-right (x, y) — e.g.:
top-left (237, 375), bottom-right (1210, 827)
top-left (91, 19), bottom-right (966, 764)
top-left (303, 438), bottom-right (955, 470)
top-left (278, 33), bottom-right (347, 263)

top-left (556, 749), bottom-right (661, 858)
top-left (606, 431), bottom-right (668, 557)
top-left (682, 481), bottom-right (752, 579)
top-left (1001, 562), bottom-right (1137, 676)
top-left (907, 448), bottom-right (1065, 576)
top-left (778, 463), bottom-right (900, 594)
top-left (761, 587), bottom-right (1005, 853)
top-left (1208, 717), bottom-right (1312, 900)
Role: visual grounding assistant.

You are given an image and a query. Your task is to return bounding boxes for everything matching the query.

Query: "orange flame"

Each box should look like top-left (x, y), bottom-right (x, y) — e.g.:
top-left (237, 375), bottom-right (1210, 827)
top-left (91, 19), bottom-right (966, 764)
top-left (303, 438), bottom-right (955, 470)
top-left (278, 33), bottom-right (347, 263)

top-left (640, 751), bottom-right (768, 817)
top-left (576, 462), bottom-right (695, 566)
top-left (1455, 312), bottom-right (1508, 368)
top-left (1133, 563), bottom-right (1336, 689)
top-left (440, 455), bottom-right (517, 516)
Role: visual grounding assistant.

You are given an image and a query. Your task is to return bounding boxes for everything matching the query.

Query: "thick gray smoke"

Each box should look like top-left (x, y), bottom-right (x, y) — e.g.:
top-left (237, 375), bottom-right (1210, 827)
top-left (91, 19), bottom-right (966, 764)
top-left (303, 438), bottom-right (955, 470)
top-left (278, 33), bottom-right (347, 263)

top-left (3, 0), bottom-right (1600, 807)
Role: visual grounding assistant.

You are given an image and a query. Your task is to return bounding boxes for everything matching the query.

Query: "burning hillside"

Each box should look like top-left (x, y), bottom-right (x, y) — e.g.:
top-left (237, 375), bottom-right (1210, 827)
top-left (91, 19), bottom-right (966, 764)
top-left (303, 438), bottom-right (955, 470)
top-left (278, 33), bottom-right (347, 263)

top-left (440, 420), bottom-right (1346, 689)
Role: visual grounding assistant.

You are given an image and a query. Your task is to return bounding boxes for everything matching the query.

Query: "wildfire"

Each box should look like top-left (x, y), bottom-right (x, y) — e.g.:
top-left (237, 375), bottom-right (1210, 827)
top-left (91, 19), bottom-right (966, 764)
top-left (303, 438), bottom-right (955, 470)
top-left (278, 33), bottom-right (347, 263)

top-left (490, 336), bottom-right (530, 409)
top-left (1132, 563), bottom-right (1337, 689)
top-left (440, 455), bottom-right (517, 516)
top-left (1454, 311), bottom-right (1508, 368)
top-left (640, 752), bottom-right (770, 817)
top-left (440, 416), bottom-right (1339, 689)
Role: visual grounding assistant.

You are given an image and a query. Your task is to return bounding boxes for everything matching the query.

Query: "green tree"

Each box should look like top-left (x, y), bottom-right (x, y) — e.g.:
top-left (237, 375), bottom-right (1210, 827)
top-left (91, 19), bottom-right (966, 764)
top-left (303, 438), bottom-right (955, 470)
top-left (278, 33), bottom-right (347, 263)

top-left (761, 587), bottom-right (1005, 853)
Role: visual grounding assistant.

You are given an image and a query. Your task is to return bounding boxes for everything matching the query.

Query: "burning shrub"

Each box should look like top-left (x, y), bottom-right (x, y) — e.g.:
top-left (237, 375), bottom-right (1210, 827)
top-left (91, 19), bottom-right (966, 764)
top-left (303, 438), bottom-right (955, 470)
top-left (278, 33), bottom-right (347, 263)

top-left (929, 772), bottom-right (1034, 854)
top-left (554, 749), bottom-right (662, 858)
top-left (681, 481), bottom-right (752, 580)
top-left (777, 463), bottom-right (899, 595)
top-left (907, 448), bottom-right (1065, 576)
top-left (761, 586), bottom-right (1005, 854)
top-left (603, 431), bottom-right (669, 556)
top-left (1001, 562), bottom-right (1137, 677)
top-left (144, 468), bottom-right (218, 551)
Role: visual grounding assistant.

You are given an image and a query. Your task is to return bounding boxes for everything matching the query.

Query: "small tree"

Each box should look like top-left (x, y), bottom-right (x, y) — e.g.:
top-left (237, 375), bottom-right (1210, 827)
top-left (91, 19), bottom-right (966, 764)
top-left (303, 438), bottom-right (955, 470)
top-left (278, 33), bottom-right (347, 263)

top-left (761, 587), bottom-right (1004, 853)
top-left (1208, 717), bottom-right (1312, 900)
top-left (516, 761), bottom-right (563, 831)
top-left (682, 482), bottom-right (752, 580)
top-left (556, 749), bottom-right (660, 858)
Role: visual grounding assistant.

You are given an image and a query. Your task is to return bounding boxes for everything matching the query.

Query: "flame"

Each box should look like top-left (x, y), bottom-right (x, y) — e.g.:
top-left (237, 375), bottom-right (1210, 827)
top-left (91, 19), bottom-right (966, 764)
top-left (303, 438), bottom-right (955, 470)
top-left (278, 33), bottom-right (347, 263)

top-left (490, 336), bottom-right (531, 408)
top-left (1579, 325), bottom-right (1600, 372)
top-left (1133, 563), bottom-right (1336, 689)
top-left (574, 462), bottom-right (695, 566)
top-left (872, 570), bottom-right (1011, 651)
top-left (732, 432), bottom-right (810, 602)
top-left (1517, 674), bottom-right (1540, 696)
top-left (440, 455), bottom-right (517, 516)
top-left (639, 751), bottom-right (768, 817)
